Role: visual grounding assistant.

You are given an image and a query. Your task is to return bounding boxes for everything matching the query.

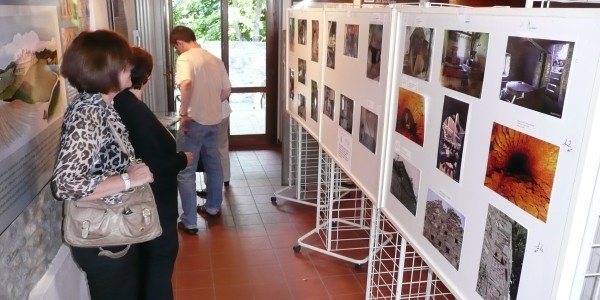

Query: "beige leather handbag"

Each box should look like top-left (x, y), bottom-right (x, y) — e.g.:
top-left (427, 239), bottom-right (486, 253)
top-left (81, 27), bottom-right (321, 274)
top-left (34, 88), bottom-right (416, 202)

top-left (62, 121), bottom-right (162, 258)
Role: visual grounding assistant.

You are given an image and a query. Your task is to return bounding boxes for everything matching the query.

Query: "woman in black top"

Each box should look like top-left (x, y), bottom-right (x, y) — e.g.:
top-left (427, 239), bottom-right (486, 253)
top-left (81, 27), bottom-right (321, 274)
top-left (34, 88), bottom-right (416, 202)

top-left (114, 46), bottom-right (192, 300)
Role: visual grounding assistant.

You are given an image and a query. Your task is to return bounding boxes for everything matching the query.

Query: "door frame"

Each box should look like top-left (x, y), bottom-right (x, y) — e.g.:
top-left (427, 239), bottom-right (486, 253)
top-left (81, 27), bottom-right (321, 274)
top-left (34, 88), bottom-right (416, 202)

top-left (166, 0), bottom-right (279, 147)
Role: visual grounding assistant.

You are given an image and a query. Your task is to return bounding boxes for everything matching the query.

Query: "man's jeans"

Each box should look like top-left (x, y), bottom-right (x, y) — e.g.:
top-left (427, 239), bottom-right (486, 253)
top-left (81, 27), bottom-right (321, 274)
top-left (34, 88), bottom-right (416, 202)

top-left (177, 120), bottom-right (223, 228)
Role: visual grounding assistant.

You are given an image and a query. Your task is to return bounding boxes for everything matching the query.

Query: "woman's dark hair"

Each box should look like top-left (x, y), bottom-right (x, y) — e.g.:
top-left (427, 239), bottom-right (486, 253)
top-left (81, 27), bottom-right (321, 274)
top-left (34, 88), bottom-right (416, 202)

top-left (130, 46), bottom-right (153, 89)
top-left (169, 26), bottom-right (196, 45)
top-left (60, 30), bottom-right (132, 94)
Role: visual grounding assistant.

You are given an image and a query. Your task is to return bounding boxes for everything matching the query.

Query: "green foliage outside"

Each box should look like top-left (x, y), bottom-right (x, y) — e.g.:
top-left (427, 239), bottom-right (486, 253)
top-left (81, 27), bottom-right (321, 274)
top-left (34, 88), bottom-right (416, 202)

top-left (172, 0), bottom-right (266, 42)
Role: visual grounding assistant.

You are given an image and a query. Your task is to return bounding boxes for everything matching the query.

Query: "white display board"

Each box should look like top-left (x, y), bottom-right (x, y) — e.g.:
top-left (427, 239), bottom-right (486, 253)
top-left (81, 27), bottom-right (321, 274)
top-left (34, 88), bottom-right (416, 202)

top-left (380, 6), bottom-right (600, 299)
top-left (320, 7), bottom-right (396, 202)
top-left (286, 8), bottom-right (325, 140)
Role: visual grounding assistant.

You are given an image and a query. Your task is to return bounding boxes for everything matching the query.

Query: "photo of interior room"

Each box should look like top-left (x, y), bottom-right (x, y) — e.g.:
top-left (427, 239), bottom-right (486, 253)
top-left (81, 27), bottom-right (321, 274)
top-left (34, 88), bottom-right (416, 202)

top-left (499, 36), bottom-right (574, 118)
top-left (440, 30), bottom-right (489, 98)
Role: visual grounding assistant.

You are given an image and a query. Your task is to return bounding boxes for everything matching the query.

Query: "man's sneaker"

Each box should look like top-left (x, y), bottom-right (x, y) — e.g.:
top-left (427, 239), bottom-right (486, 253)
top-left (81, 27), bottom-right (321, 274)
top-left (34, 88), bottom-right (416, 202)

top-left (197, 205), bottom-right (221, 217)
top-left (177, 221), bottom-right (198, 235)
top-left (196, 189), bottom-right (207, 198)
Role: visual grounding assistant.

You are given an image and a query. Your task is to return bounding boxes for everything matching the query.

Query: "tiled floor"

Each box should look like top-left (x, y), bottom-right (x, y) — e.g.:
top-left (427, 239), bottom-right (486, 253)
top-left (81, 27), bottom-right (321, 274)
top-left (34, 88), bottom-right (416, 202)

top-left (173, 148), bottom-right (367, 300)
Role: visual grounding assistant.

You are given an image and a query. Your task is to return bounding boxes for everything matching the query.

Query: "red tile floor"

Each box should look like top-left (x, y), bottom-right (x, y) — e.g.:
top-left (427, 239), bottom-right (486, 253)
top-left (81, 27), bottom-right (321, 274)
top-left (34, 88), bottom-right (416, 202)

top-left (173, 148), bottom-right (368, 300)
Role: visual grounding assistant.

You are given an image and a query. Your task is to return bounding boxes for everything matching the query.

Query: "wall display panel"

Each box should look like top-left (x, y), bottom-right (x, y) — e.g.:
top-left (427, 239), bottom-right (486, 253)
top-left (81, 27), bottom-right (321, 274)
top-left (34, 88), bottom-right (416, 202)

top-left (286, 8), bottom-right (325, 140)
top-left (320, 7), bottom-right (396, 202)
top-left (0, 4), bottom-right (67, 233)
top-left (381, 7), bottom-right (600, 299)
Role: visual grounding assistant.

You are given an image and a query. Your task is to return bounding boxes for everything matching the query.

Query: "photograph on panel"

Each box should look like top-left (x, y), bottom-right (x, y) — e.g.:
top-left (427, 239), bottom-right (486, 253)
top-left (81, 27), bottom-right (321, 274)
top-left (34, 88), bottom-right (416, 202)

top-left (323, 85), bottom-right (335, 120)
top-left (339, 94), bottom-right (354, 134)
top-left (359, 107), bottom-right (378, 153)
top-left (366, 24), bottom-right (383, 81)
top-left (327, 21), bottom-right (337, 69)
top-left (403, 26), bottom-right (434, 81)
top-left (298, 93), bottom-right (306, 120)
top-left (344, 24), bottom-right (359, 58)
top-left (423, 189), bottom-right (465, 270)
top-left (0, 7), bottom-right (66, 153)
top-left (390, 153), bottom-right (420, 215)
top-left (396, 88), bottom-right (425, 147)
top-left (499, 37), bottom-right (574, 118)
top-left (436, 96), bottom-right (469, 183)
top-left (298, 19), bottom-right (307, 45)
top-left (311, 20), bottom-right (319, 62)
top-left (288, 69), bottom-right (295, 100)
top-left (484, 122), bottom-right (558, 223)
top-left (440, 30), bottom-right (489, 98)
top-left (311, 80), bottom-right (318, 122)
top-left (298, 58), bottom-right (306, 85)
top-left (289, 18), bottom-right (295, 52)
top-left (476, 204), bottom-right (527, 300)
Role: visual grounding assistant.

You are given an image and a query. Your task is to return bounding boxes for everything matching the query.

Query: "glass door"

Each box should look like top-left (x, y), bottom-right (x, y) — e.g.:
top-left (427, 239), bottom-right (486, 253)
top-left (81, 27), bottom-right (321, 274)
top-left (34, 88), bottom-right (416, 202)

top-left (172, 0), bottom-right (274, 146)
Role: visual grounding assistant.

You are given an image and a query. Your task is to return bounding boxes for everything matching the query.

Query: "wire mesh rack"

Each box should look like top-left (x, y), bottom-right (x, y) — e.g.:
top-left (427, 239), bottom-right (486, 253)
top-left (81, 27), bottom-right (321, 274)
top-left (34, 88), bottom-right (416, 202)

top-left (368, 209), bottom-right (456, 299)
top-left (293, 149), bottom-right (375, 269)
top-left (271, 118), bottom-right (320, 207)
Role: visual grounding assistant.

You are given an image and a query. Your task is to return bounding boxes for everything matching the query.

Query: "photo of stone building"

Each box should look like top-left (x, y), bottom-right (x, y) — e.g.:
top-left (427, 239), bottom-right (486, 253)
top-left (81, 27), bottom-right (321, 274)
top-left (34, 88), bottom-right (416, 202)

top-left (389, 154), bottom-right (419, 215)
top-left (476, 204), bottom-right (527, 300)
top-left (422, 190), bottom-right (465, 269)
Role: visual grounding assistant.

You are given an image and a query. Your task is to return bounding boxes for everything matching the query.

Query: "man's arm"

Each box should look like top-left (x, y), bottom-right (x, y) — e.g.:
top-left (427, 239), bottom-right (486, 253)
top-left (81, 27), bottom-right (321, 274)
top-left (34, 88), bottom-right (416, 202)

top-left (220, 87), bottom-right (231, 102)
top-left (178, 79), bottom-right (192, 115)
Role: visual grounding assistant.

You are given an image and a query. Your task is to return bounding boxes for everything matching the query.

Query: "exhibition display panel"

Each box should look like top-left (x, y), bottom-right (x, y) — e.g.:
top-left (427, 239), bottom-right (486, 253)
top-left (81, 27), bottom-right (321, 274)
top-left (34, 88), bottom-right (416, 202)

top-left (380, 6), bottom-right (600, 299)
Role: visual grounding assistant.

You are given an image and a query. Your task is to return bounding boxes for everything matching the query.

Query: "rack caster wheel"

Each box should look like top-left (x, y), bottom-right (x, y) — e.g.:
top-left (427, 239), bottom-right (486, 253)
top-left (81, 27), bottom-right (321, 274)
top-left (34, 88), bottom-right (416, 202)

top-left (293, 245), bottom-right (301, 253)
top-left (271, 196), bottom-right (277, 205)
top-left (354, 264), bottom-right (361, 271)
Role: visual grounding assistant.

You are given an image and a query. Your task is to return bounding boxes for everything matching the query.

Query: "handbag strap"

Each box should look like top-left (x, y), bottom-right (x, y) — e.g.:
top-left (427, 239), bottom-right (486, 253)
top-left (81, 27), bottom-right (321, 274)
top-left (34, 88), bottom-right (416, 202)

top-left (107, 120), bottom-right (136, 162)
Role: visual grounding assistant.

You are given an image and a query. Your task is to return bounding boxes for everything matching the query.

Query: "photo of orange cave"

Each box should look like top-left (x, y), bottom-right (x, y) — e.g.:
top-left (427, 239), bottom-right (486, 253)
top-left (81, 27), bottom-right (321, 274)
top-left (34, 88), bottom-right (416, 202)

top-left (484, 123), bottom-right (559, 222)
top-left (395, 88), bottom-right (425, 146)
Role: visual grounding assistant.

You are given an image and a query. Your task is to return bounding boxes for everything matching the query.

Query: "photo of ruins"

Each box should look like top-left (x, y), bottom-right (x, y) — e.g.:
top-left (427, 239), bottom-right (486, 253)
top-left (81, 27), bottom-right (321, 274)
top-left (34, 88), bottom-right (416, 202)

top-left (289, 18), bottom-right (295, 52)
top-left (298, 93), bottom-right (306, 120)
top-left (298, 19), bottom-right (307, 45)
top-left (311, 80), bottom-right (318, 122)
top-left (311, 20), bottom-right (319, 62)
top-left (359, 107), bottom-right (378, 153)
top-left (344, 24), bottom-right (359, 58)
top-left (366, 24), bottom-right (383, 81)
top-left (476, 204), bottom-right (527, 300)
top-left (423, 190), bottom-right (465, 270)
top-left (395, 87), bottom-right (425, 146)
top-left (339, 94), bottom-right (354, 134)
top-left (323, 85), bottom-right (334, 120)
top-left (484, 122), bottom-right (559, 223)
top-left (389, 153), bottom-right (420, 215)
top-left (326, 21), bottom-right (336, 69)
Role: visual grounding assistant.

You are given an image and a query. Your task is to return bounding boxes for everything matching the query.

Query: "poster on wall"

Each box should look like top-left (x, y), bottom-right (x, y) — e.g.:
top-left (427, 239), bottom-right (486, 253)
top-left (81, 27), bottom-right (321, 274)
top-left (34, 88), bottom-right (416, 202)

top-left (499, 36), bottom-right (574, 119)
top-left (359, 106), bottom-right (377, 153)
top-left (326, 21), bottom-right (336, 69)
top-left (403, 26), bottom-right (434, 81)
top-left (0, 5), bottom-right (67, 233)
top-left (323, 85), bottom-right (335, 120)
top-left (423, 189), bottom-right (465, 270)
top-left (390, 153), bottom-right (420, 215)
top-left (344, 24), bottom-right (359, 58)
top-left (366, 24), bottom-right (383, 81)
top-left (311, 20), bottom-right (319, 62)
top-left (484, 122), bottom-right (559, 223)
top-left (395, 87), bottom-right (425, 147)
top-left (476, 204), bottom-right (528, 300)
top-left (440, 30), bottom-right (489, 99)
top-left (289, 18), bottom-right (295, 52)
top-left (436, 96), bottom-right (469, 183)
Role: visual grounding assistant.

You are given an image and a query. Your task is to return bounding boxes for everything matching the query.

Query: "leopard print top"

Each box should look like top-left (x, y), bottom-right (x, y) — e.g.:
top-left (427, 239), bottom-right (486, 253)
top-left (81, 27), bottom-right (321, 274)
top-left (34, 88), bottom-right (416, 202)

top-left (51, 92), bottom-right (134, 205)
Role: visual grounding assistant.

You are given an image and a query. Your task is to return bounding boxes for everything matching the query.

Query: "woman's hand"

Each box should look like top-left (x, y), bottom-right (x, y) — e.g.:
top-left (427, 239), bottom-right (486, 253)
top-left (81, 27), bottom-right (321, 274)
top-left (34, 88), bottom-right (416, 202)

top-left (184, 152), bottom-right (194, 166)
top-left (127, 163), bottom-right (154, 187)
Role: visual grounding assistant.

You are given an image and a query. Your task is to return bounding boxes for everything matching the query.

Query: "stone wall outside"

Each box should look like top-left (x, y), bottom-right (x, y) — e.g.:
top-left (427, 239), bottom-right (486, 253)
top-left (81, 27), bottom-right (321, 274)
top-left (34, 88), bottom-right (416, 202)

top-left (0, 184), bottom-right (62, 300)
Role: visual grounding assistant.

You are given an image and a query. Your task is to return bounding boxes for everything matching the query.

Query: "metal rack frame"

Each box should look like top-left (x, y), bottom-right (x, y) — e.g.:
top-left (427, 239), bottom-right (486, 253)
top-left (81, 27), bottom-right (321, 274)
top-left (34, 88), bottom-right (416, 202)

top-left (368, 209), bottom-right (455, 299)
top-left (271, 118), bottom-right (320, 207)
top-left (293, 149), bottom-right (377, 269)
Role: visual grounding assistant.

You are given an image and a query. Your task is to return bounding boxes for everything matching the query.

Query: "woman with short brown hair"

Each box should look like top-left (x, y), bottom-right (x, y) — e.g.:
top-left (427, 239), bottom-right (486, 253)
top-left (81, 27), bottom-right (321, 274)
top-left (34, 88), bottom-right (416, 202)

top-left (52, 30), bottom-right (154, 300)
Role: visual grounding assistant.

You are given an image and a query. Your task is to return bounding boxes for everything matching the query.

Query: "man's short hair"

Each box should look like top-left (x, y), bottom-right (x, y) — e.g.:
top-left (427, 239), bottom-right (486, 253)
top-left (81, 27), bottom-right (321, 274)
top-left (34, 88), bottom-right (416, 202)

top-left (60, 30), bottom-right (132, 94)
top-left (169, 26), bottom-right (197, 45)
top-left (130, 46), bottom-right (153, 89)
